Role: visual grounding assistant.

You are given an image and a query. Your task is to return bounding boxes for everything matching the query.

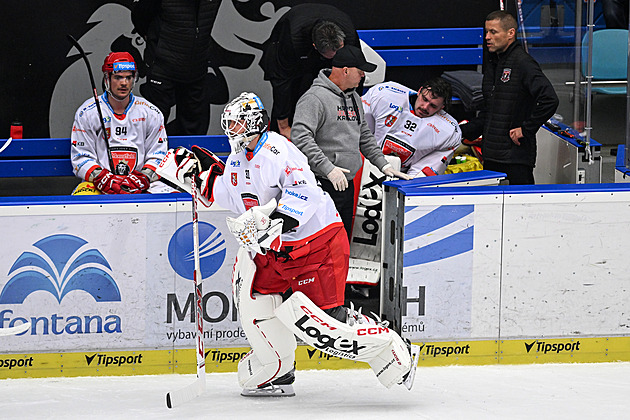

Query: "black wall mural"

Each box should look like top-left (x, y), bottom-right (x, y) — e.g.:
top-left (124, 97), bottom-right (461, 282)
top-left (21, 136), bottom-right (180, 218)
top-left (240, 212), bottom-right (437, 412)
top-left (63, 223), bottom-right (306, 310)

top-left (0, 0), bottom-right (496, 138)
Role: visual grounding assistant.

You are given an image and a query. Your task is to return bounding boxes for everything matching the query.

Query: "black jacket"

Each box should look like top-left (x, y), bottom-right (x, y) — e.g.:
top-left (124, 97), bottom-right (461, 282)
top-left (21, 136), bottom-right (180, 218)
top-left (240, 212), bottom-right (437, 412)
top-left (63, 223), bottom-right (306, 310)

top-left (132, 0), bottom-right (221, 83)
top-left (461, 41), bottom-right (559, 167)
top-left (260, 3), bottom-right (360, 122)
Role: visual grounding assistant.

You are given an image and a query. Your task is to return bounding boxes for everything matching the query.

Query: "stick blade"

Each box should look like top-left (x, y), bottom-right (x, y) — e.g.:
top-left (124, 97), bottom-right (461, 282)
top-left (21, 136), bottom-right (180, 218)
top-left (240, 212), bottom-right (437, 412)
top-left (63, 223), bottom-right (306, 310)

top-left (165, 377), bottom-right (205, 408)
top-left (0, 322), bottom-right (31, 337)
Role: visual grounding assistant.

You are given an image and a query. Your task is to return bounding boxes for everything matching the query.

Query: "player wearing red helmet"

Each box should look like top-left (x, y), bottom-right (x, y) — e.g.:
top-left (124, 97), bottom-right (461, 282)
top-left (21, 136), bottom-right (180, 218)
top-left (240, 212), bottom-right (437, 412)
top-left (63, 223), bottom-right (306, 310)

top-left (102, 52), bottom-right (138, 103)
top-left (70, 52), bottom-right (170, 195)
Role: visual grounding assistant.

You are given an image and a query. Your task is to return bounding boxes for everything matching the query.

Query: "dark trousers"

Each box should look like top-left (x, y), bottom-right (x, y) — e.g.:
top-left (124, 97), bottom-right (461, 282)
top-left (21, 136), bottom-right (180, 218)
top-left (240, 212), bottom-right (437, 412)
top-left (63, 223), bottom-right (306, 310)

top-left (317, 177), bottom-right (355, 241)
top-left (483, 161), bottom-right (535, 185)
top-left (140, 75), bottom-right (210, 136)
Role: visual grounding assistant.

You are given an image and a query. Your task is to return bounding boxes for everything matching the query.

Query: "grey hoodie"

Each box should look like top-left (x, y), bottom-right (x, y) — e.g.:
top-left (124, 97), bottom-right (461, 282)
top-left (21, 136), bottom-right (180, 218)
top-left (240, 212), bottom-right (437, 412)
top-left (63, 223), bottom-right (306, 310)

top-left (291, 69), bottom-right (388, 180)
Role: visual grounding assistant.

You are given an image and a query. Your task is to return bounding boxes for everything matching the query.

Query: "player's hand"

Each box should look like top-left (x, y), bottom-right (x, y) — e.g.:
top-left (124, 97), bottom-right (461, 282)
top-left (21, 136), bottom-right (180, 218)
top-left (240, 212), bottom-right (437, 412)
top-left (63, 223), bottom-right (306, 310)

top-left (382, 163), bottom-right (411, 180)
top-left (327, 166), bottom-right (350, 191)
top-left (120, 170), bottom-right (151, 194)
top-left (509, 127), bottom-right (523, 146)
top-left (93, 169), bottom-right (125, 194)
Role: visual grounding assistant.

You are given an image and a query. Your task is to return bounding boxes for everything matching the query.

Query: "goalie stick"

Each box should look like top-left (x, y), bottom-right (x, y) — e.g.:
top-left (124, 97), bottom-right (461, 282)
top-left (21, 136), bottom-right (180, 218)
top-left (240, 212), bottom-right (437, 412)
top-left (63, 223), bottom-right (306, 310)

top-left (0, 322), bottom-right (31, 337)
top-left (166, 175), bottom-right (206, 408)
top-left (66, 34), bottom-right (116, 173)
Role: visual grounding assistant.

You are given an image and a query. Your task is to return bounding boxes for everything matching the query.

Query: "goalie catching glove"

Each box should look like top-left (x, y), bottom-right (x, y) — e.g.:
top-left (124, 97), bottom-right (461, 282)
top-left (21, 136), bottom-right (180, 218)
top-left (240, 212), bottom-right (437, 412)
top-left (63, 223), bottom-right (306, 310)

top-left (155, 145), bottom-right (225, 206)
top-left (226, 198), bottom-right (283, 255)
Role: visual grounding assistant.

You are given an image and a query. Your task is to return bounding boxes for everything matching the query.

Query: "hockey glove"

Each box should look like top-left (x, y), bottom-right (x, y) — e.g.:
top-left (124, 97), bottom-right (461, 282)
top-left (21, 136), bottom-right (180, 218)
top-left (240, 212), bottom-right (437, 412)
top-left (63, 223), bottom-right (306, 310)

top-left (120, 170), bottom-right (151, 194)
top-left (93, 168), bottom-right (125, 194)
top-left (226, 198), bottom-right (283, 254)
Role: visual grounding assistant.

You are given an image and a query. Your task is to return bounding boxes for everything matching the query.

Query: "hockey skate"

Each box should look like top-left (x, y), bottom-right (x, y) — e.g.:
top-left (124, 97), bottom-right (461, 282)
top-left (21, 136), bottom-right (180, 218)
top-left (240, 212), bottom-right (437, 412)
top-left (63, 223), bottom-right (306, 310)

top-left (240, 367), bottom-right (296, 397)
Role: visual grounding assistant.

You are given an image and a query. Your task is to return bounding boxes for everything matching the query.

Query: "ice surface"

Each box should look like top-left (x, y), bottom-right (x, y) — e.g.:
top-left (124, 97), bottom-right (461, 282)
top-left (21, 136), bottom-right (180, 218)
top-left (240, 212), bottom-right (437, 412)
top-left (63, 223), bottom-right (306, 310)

top-left (1, 362), bottom-right (628, 419)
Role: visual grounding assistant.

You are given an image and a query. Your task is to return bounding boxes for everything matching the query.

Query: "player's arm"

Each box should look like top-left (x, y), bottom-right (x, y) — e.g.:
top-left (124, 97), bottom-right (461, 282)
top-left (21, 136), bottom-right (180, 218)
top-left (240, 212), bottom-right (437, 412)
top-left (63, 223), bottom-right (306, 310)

top-left (71, 110), bottom-right (102, 182)
top-left (361, 86), bottom-right (377, 133)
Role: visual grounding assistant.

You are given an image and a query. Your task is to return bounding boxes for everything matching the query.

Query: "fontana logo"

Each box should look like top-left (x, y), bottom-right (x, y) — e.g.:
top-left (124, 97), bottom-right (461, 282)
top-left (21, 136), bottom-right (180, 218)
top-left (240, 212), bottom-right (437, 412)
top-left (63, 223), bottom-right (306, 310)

top-left (167, 222), bottom-right (226, 280)
top-left (0, 234), bottom-right (121, 304)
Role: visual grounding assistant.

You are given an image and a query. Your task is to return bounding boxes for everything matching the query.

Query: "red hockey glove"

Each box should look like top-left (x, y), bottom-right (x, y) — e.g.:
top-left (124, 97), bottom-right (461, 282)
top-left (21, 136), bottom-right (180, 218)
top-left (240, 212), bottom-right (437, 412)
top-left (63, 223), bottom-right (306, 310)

top-left (93, 169), bottom-right (125, 194)
top-left (121, 170), bottom-right (151, 194)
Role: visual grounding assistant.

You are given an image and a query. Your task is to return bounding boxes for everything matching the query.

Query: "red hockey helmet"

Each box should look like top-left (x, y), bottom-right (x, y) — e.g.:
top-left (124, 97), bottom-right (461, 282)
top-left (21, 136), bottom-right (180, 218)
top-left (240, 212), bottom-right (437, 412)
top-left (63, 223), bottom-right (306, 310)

top-left (102, 52), bottom-right (138, 100)
top-left (102, 52), bottom-right (136, 74)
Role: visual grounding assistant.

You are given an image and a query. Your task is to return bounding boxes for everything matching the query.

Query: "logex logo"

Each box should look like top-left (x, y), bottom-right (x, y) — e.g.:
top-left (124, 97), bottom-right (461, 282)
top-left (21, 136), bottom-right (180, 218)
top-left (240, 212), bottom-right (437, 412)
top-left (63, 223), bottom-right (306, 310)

top-left (0, 234), bottom-right (120, 304)
top-left (167, 222), bottom-right (226, 280)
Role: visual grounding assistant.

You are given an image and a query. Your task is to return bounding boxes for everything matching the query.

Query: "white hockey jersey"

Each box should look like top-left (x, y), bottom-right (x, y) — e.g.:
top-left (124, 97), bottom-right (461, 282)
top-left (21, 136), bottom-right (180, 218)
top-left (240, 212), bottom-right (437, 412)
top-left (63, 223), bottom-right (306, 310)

top-left (211, 131), bottom-right (343, 247)
top-left (362, 82), bottom-right (462, 177)
top-left (71, 93), bottom-right (168, 180)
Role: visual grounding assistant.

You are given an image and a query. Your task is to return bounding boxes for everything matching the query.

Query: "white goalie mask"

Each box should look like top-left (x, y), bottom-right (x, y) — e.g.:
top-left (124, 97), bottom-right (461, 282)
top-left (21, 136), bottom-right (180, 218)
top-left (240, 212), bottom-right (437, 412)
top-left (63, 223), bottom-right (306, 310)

top-left (220, 92), bottom-right (270, 154)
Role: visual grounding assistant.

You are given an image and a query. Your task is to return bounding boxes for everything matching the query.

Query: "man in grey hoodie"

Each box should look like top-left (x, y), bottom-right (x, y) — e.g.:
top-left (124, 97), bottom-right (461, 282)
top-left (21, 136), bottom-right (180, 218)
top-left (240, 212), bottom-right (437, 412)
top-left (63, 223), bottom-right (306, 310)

top-left (291, 45), bottom-right (410, 239)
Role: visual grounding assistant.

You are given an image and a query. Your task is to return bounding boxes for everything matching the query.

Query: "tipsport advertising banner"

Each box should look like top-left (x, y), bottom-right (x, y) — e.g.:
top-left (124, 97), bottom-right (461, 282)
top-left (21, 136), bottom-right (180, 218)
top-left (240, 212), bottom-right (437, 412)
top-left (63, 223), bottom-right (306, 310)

top-left (0, 198), bottom-right (247, 353)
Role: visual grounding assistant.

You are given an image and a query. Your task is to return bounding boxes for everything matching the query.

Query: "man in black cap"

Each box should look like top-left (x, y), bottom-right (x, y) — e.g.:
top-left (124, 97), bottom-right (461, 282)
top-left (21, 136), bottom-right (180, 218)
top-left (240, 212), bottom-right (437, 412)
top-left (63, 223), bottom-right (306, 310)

top-left (291, 45), bottom-right (409, 240)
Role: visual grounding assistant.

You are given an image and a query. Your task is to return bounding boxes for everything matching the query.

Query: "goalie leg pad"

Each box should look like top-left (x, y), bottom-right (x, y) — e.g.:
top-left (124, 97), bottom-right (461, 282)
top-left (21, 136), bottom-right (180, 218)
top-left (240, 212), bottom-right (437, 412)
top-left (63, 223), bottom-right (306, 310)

top-left (237, 293), bottom-right (297, 389)
top-left (233, 246), bottom-right (296, 389)
top-left (275, 291), bottom-right (412, 388)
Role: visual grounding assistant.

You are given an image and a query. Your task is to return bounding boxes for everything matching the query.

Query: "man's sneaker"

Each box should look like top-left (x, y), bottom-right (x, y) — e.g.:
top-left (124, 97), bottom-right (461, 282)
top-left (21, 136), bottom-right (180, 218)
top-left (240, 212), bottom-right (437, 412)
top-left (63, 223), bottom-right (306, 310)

top-left (240, 368), bottom-right (296, 397)
top-left (400, 339), bottom-right (420, 390)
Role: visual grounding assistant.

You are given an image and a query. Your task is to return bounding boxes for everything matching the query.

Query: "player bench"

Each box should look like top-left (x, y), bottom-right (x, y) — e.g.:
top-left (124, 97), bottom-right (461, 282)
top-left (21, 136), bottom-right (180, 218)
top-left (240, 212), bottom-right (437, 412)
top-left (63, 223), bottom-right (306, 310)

top-left (0, 135), bottom-right (231, 178)
top-left (357, 26), bottom-right (582, 67)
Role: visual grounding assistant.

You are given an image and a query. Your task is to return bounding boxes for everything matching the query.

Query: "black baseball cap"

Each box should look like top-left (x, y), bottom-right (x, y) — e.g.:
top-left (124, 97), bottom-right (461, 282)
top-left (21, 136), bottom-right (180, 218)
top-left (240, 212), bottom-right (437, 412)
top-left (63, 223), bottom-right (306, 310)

top-left (332, 45), bottom-right (377, 72)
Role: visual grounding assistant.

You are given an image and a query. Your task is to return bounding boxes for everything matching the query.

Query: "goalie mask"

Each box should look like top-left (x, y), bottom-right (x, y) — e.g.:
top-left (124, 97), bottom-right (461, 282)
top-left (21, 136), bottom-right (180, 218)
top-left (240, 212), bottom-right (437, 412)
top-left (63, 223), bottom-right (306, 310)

top-left (102, 52), bottom-right (138, 100)
top-left (221, 92), bottom-right (269, 154)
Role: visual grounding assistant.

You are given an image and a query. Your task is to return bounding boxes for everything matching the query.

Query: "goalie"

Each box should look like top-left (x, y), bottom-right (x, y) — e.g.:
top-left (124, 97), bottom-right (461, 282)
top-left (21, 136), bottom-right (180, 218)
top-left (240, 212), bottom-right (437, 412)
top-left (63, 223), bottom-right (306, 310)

top-left (158, 92), bottom-right (419, 397)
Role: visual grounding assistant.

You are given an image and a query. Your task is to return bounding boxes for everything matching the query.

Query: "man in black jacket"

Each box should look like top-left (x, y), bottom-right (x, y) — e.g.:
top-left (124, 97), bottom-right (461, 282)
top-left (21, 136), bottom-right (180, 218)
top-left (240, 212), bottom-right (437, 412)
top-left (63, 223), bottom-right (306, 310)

top-left (260, 3), bottom-right (361, 139)
top-left (461, 10), bottom-right (558, 185)
top-left (131, 0), bottom-right (222, 135)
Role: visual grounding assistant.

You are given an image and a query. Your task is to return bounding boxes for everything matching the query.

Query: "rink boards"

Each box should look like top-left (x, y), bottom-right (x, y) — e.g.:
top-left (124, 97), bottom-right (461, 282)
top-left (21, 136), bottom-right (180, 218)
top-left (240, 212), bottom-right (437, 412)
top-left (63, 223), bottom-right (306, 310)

top-left (1, 336), bottom-right (628, 379)
top-left (381, 181), bottom-right (630, 368)
top-left (1, 179), bottom-right (630, 378)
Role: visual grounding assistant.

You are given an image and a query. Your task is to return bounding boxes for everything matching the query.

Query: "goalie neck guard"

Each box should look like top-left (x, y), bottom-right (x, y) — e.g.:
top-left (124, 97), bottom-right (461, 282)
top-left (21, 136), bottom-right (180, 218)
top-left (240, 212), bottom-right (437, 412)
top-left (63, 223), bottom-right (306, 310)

top-left (221, 92), bottom-right (270, 154)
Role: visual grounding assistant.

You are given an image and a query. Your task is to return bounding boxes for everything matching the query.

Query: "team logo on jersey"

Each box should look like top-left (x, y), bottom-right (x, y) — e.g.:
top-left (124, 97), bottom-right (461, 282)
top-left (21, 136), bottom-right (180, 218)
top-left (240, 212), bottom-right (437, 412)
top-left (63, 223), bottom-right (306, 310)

top-left (241, 193), bottom-right (260, 210)
top-left (382, 135), bottom-right (415, 164)
top-left (501, 68), bottom-right (512, 83)
top-left (110, 147), bottom-right (138, 175)
top-left (231, 173), bottom-right (237, 186)
top-left (385, 115), bottom-right (398, 127)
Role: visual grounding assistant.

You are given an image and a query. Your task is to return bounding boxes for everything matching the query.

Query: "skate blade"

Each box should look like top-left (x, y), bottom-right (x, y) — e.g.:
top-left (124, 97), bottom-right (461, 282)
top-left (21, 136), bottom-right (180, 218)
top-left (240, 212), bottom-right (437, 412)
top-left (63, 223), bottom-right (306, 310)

top-left (403, 344), bottom-right (421, 391)
top-left (241, 384), bottom-right (295, 397)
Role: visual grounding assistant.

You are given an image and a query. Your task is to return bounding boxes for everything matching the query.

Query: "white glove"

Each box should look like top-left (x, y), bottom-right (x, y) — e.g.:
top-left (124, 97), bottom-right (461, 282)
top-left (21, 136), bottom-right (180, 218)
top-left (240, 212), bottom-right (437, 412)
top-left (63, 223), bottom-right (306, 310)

top-left (327, 166), bottom-right (351, 191)
top-left (382, 163), bottom-right (411, 180)
top-left (226, 199), bottom-right (283, 254)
